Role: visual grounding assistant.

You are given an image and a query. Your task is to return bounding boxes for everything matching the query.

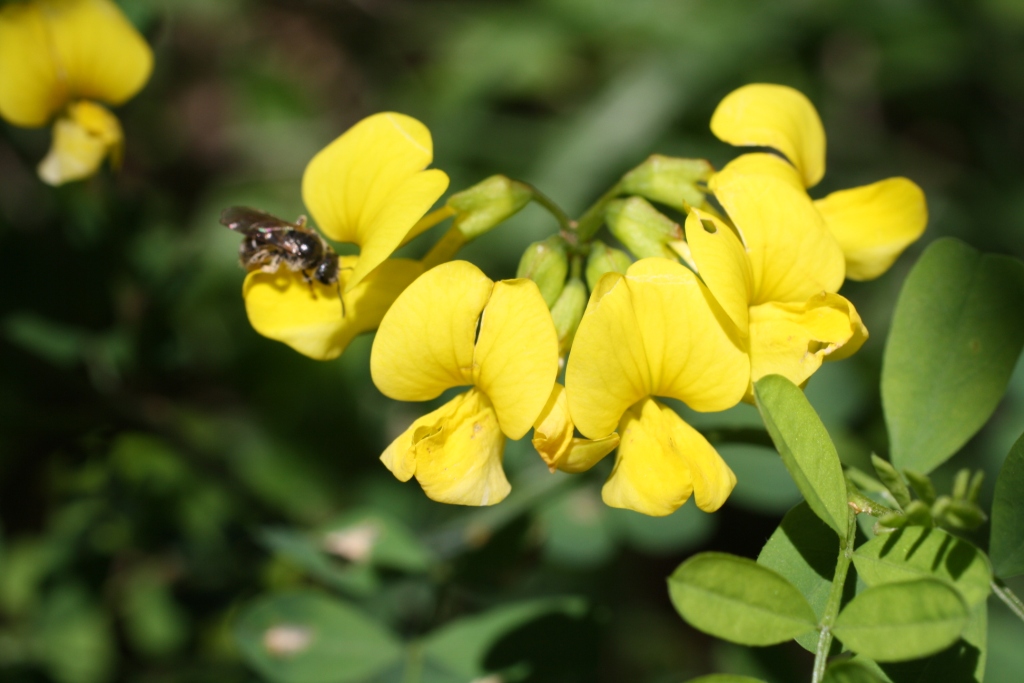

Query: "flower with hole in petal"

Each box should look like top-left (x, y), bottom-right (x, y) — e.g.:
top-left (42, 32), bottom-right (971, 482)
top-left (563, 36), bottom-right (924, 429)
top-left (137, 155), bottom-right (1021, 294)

top-left (0, 0), bottom-right (153, 185)
top-left (711, 83), bottom-right (927, 280)
top-left (242, 112), bottom-right (449, 360)
top-left (564, 258), bottom-right (750, 516)
top-left (371, 260), bottom-right (558, 506)
top-left (692, 157), bottom-right (867, 394)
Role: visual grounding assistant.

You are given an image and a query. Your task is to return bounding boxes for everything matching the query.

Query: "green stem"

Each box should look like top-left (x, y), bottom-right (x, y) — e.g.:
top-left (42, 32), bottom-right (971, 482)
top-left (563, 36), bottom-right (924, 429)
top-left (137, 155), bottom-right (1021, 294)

top-left (524, 184), bottom-right (573, 233)
top-left (574, 181), bottom-right (623, 243)
top-left (812, 508), bottom-right (857, 683)
top-left (992, 578), bottom-right (1024, 623)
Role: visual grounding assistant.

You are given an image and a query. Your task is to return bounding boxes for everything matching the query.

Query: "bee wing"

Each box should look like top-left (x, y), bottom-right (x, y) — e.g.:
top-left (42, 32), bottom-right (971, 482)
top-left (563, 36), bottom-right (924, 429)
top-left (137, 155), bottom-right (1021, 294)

top-left (220, 206), bottom-right (296, 234)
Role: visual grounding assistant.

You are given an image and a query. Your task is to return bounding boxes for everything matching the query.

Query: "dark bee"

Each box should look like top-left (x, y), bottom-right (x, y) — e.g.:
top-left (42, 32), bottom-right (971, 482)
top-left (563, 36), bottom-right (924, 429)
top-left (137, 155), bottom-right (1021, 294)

top-left (220, 206), bottom-right (345, 313)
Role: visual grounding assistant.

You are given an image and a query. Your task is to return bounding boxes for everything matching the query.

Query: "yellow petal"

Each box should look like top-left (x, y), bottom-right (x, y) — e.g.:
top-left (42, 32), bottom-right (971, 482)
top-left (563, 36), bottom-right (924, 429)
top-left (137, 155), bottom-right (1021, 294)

top-left (473, 279), bottom-right (559, 439)
top-left (814, 177), bottom-right (928, 281)
top-left (244, 256), bottom-right (422, 361)
top-left (710, 83), bottom-right (826, 188)
top-left (37, 100), bottom-right (122, 185)
top-left (684, 207), bottom-right (753, 334)
top-left (747, 292), bottom-right (869, 390)
top-left (532, 383), bottom-right (619, 473)
top-left (712, 153), bottom-right (845, 303)
top-left (565, 272), bottom-right (651, 440)
top-left (387, 388), bottom-right (510, 506)
top-left (602, 398), bottom-right (735, 516)
top-left (301, 112), bottom-right (449, 290)
top-left (371, 260), bottom-right (492, 401)
top-left (0, 0), bottom-right (152, 128)
top-left (622, 258), bottom-right (749, 411)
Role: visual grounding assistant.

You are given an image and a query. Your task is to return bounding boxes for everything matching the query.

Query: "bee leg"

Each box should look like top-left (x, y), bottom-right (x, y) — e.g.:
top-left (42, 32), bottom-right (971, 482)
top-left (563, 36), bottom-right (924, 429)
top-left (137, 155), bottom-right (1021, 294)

top-left (336, 281), bottom-right (346, 319)
top-left (301, 270), bottom-right (318, 299)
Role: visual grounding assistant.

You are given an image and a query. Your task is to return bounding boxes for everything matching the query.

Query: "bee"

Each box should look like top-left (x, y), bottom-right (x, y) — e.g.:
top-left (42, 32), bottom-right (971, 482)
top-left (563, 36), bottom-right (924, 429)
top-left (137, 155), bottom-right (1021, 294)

top-left (220, 206), bottom-right (346, 314)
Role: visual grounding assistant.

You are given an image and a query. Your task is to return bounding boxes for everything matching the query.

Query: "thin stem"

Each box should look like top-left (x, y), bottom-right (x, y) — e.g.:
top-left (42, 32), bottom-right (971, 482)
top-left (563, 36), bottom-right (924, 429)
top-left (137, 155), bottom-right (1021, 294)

top-left (812, 508), bottom-right (857, 683)
top-left (574, 181), bottom-right (623, 243)
top-left (523, 183), bottom-right (573, 233)
top-left (992, 578), bottom-right (1024, 623)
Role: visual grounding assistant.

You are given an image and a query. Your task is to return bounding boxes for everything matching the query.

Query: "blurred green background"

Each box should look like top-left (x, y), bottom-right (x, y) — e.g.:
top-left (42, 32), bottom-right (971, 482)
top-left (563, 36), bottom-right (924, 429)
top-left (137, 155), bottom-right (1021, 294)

top-left (2, 0), bottom-right (1024, 681)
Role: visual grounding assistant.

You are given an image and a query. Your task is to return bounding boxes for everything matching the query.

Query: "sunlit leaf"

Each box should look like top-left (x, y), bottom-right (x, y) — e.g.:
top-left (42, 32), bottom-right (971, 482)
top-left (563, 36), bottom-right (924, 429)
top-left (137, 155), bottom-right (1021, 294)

top-left (833, 579), bottom-right (969, 662)
top-left (876, 601), bottom-right (987, 683)
top-left (668, 552), bottom-right (818, 646)
top-left (234, 591), bottom-right (403, 683)
top-left (883, 238), bottom-right (1024, 473)
top-left (754, 375), bottom-right (849, 540)
top-left (991, 430), bottom-right (1024, 578)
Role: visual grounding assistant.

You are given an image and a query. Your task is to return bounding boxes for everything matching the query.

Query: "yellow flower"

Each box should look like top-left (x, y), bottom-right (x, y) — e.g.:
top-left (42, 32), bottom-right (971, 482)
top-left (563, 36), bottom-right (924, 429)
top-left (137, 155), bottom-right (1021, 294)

top-left (243, 112), bottom-right (449, 360)
top-left (691, 161), bottom-right (867, 392)
top-left (564, 258), bottom-right (749, 516)
top-left (0, 0), bottom-right (153, 185)
top-left (532, 383), bottom-right (619, 474)
top-left (371, 260), bottom-right (558, 506)
top-left (711, 83), bottom-right (928, 280)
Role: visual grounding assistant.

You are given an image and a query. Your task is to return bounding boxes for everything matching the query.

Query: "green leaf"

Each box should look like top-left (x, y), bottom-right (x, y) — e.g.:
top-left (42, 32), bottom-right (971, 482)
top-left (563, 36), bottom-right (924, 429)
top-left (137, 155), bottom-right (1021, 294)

top-left (422, 597), bottom-right (586, 678)
top-left (823, 660), bottom-right (887, 683)
top-left (877, 601), bottom-right (987, 683)
top-left (234, 590), bottom-right (403, 683)
top-left (853, 526), bottom-right (992, 608)
top-left (667, 552), bottom-right (817, 646)
top-left (882, 238), bottom-right (1024, 473)
top-left (991, 430), bottom-right (1024, 577)
top-left (259, 528), bottom-right (378, 596)
top-left (757, 502), bottom-right (853, 652)
top-left (685, 676), bottom-right (767, 683)
top-left (34, 585), bottom-right (115, 683)
top-left (318, 509), bottom-right (436, 573)
top-left (540, 487), bottom-right (616, 567)
top-left (608, 500), bottom-right (714, 555)
top-left (754, 375), bottom-right (849, 540)
top-left (719, 444), bottom-right (803, 515)
top-left (833, 579), bottom-right (969, 662)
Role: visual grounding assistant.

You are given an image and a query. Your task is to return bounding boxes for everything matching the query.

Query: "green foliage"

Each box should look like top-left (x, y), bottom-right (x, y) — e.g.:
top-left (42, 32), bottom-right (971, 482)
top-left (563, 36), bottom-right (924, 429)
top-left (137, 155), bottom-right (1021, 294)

top-left (832, 579), bottom-right (969, 662)
top-left (754, 375), bottom-right (849, 541)
top-left (667, 552), bottom-right (818, 646)
top-left (686, 676), bottom-right (767, 683)
top-left (882, 238), bottom-right (1024, 473)
top-left (233, 591), bottom-right (403, 683)
top-left (823, 660), bottom-right (886, 683)
top-left (853, 527), bottom-right (992, 608)
top-left (991, 431), bottom-right (1024, 578)
top-left (870, 455), bottom-right (912, 510)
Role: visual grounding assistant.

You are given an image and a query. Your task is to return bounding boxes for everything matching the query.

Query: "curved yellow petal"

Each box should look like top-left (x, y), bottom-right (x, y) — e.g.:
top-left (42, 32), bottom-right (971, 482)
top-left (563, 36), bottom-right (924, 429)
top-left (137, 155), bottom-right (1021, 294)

top-left (301, 112), bottom-right (449, 290)
top-left (37, 101), bottom-right (122, 185)
top-left (710, 83), bottom-right (826, 188)
top-left (382, 389), bottom-right (510, 506)
top-left (244, 256), bottom-right (422, 361)
top-left (602, 398), bottom-right (736, 516)
top-left (712, 153), bottom-right (845, 303)
top-left (684, 207), bottom-right (753, 334)
top-left (747, 292), bottom-right (868, 389)
top-left (0, 2), bottom-right (64, 126)
top-left (473, 278), bottom-right (559, 439)
top-left (371, 260), bottom-right (492, 401)
top-left (565, 272), bottom-right (650, 440)
top-left (532, 383), bottom-right (619, 473)
top-left (623, 258), bottom-right (749, 412)
top-left (814, 177), bottom-right (928, 281)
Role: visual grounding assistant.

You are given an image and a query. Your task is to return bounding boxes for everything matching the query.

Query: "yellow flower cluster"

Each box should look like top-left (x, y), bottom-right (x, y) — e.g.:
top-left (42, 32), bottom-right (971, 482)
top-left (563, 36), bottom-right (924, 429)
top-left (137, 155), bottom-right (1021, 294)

top-left (0, 0), bottom-right (152, 185)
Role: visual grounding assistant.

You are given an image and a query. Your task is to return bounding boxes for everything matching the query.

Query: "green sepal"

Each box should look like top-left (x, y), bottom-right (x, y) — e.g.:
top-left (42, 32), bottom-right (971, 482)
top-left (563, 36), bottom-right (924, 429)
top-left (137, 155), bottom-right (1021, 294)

top-left (516, 235), bottom-right (569, 307)
top-left (448, 174), bottom-right (532, 239)
top-left (605, 196), bottom-right (681, 260)
top-left (620, 154), bottom-right (712, 211)
top-left (550, 277), bottom-right (587, 358)
top-left (584, 240), bottom-right (632, 291)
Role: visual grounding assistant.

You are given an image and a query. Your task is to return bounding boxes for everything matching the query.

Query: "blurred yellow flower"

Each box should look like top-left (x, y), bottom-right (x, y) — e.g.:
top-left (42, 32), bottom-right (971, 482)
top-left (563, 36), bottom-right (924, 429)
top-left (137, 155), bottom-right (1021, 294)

top-left (0, 0), bottom-right (153, 185)
top-left (371, 261), bottom-right (558, 506)
top-left (711, 83), bottom-right (927, 280)
top-left (243, 112), bottom-right (449, 360)
top-left (564, 258), bottom-right (749, 516)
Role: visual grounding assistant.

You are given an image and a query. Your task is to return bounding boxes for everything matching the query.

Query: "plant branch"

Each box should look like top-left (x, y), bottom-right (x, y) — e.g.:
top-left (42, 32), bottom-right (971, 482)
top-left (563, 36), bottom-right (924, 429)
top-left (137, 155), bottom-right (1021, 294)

top-left (812, 508), bottom-right (857, 683)
top-left (523, 184), bottom-right (573, 233)
top-left (573, 181), bottom-right (623, 243)
top-left (992, 578), bottom-right (1024, 623)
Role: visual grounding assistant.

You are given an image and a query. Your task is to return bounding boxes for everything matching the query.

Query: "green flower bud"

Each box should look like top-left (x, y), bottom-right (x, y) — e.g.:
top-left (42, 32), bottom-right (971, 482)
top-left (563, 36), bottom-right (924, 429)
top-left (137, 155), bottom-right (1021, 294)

top-left (550, 277), bottom-right (587, 360)
top-left (605, 196), bottom-right (681, 260)
top-left (939, 499), bottom-right (987, 530)
top-left (903, 469), bottom-right (937, 506)
top-left (585, 240), bottom-right (632, 291)
top-left (517, 235), bottom-right (568, 307)
top-left (448, 175), bottom-right (532, 239)
top-left (870, 454), bottom-right (912, 510)
top-left (621, 155), bottom-right (713, 211)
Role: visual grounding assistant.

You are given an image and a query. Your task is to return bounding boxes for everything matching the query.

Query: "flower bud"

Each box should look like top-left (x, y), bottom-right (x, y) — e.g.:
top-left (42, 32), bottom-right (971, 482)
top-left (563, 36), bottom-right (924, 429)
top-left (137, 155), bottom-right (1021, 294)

top-left (605, 196), bottom-right (682, 260)
top-left (550, 277), bottom-right (587, 359)
top-left (517, 235), bottom-right (569, 307)
top-left (448, 175), bottom-right (533, 239)
top-left (584, 240), bottom-right (632, 291)
top-left (621, 155), bottom-right (713, 211)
